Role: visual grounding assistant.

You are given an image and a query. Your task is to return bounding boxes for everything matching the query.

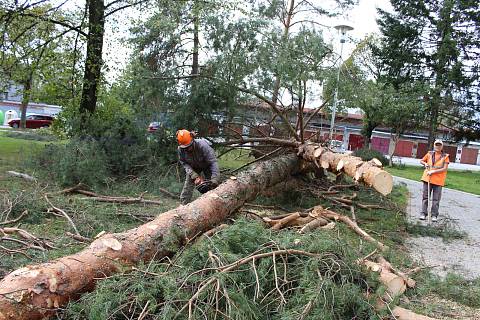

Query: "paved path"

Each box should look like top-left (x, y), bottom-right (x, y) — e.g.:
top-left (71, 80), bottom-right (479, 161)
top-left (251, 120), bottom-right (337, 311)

top-left (394, 176), bottom-right (480, 279)
top-left (390, 156), bottom-right (480, 171)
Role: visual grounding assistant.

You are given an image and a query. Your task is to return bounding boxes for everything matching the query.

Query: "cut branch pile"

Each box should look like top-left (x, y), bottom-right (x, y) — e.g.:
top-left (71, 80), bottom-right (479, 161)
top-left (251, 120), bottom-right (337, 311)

top-left (262, 205), bottom-right (388, 252)
top-left (261, 205), bottom-right (435, 319)
top-left (0, 227), bottom-right (55, 259)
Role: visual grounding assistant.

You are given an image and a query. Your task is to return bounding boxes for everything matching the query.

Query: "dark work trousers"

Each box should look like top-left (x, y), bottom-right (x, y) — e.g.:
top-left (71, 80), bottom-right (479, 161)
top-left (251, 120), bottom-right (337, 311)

top-left (180, 168), bottom-right (213, 205)
top-left (421, 181), bottom-right (442, 217)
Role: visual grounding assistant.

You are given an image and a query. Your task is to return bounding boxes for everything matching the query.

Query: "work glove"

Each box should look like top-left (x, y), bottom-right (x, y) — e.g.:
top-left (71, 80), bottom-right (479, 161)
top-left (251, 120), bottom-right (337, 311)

top-left (210, 176), bottom-right (220, 186)
top-left (190, 171), bottom-right (200, 180)
top-left (194, 176), bottom-right (204, 186)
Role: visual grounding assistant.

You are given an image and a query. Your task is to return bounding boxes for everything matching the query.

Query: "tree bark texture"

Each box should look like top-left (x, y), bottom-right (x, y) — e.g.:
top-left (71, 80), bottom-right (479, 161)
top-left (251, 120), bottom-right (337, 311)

top-left (79, 0), bottom-right (105, 116)
top-left (19, 78), bottom-right (32, 129)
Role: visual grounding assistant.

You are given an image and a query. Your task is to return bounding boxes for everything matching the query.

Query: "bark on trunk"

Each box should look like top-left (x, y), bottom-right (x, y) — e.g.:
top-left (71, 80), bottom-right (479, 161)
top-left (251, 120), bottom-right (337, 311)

top-left (19, 78), bottom-right (32, 130)
top-left (79, 0), bottom-right (105, 116)
top-left (191, 0), bottom-right (199, 76)
top-left (0, 154), bottom-right (301, 320)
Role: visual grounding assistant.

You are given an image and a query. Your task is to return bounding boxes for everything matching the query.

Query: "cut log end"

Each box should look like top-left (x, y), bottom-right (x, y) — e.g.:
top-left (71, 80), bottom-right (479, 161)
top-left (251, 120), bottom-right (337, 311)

top-left (381, 272), bottom-right (407, 296)
top-left (313, 148), bottom-right (323, 159)
top-left (321, 161), bottom-right (329, 169)
top-left (336, 159), bottom-right (344, 171)
top-left (371, 158), bottom-right (383, 167)
top-left (372, 171), bottom-right (393, 196)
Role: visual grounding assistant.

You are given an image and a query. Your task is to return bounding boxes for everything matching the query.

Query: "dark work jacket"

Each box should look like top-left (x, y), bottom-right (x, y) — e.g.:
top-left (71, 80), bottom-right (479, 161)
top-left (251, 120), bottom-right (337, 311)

top-left (178, 138), bottom-right (219, 180)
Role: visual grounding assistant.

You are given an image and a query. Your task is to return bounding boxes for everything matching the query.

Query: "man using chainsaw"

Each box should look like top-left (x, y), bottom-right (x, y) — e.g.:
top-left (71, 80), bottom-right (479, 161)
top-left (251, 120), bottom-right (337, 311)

top-left (419, 139), bottom-right (450, 222)
top-left (176, 129), bottom-right (220, 205)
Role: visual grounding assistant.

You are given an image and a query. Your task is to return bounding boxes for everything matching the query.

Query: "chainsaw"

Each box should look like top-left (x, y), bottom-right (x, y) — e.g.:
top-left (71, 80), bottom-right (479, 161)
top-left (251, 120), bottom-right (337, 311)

top-left (195, 180), bottom-right (217, 194)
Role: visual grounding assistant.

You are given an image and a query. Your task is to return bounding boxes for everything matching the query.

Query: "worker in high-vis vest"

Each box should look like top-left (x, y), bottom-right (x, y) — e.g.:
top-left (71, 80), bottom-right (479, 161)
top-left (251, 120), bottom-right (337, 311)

top-left (419, 139), bottom-right (450, 222)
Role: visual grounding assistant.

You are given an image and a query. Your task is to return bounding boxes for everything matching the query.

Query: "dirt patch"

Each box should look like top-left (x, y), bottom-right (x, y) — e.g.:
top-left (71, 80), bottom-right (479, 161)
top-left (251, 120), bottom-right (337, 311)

top-left (405, 295), bottom-right (480, 319)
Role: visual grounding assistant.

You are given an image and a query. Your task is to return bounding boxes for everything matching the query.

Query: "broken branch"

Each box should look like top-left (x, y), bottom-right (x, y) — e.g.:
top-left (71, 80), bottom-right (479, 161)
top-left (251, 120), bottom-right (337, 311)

top-left (44, 195), bottom-right (81, 237)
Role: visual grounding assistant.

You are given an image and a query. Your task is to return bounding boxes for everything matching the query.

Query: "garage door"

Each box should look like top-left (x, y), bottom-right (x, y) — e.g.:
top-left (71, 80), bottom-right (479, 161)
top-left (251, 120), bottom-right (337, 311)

top-left (443, 145), bottom-right (457, 162)
top-left (416, 143), bottom-right (428, 159)
top-left (348, 134), bottom-right (364, 151)
top-left (322, 133), bottom-right (344, 142)
top-left (394, 140), bottom-right (414, 157)
top-left (371, 137), bottom-right (390, 155)
top-left (460, 148), bottom-right (479, 165)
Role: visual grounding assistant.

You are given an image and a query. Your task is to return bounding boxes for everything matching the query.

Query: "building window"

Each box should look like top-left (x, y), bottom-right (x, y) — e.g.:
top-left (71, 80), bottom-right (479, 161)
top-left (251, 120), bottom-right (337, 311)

top-left (1, 92), bottom-right (7, 100)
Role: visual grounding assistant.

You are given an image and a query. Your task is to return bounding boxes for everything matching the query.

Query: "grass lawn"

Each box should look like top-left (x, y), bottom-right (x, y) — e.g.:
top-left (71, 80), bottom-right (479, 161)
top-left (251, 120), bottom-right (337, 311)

top-left (386, 165), bottom-right (480, 195)
top-left (218, 148), bottom-right (255, 170)
top-left (0, 130), bottom-right (53, 167)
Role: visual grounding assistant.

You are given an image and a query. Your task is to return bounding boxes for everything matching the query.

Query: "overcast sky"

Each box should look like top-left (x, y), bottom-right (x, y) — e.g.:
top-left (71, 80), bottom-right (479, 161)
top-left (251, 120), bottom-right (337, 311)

top-left (101, 0), bottom-right (393, 82)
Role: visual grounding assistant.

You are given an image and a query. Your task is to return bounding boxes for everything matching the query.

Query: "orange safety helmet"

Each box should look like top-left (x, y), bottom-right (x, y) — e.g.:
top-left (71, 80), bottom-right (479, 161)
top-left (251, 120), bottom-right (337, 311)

top-left (176, 129), bottom-right (194, 148)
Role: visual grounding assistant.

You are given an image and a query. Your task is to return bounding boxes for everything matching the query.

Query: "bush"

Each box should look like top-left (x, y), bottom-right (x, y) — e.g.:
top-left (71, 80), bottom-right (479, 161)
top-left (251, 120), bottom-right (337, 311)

top-left (353, 148), bottom-right (388, 166)
top-left (33, 86), bottom-right (184, 186)
top-left (31, 112), bottom-right (178, 186)
top-left (32, 139), bottom-right (109, 187)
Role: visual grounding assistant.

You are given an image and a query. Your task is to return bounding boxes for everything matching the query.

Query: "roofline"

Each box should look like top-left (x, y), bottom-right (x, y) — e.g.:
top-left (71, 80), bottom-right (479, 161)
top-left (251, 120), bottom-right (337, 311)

top-left (0, 100), bottom-right (62, 108)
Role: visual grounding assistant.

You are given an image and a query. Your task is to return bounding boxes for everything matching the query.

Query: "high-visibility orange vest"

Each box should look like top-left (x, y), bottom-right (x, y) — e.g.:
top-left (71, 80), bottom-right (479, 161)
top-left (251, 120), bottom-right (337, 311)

top-left (421, 151), bottom-right (450, 186)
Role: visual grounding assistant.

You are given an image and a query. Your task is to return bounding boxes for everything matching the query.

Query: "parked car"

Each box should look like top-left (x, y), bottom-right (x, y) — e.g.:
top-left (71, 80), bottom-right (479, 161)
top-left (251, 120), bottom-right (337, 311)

top-left (147, 122), bottom-right (160, 132)
top-left (8, 114), bottom-right (54, 129)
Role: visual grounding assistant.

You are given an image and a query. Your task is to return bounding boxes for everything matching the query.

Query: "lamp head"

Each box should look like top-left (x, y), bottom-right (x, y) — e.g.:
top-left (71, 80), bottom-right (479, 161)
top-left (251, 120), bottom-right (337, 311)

top-left (334, 24), bottom-right (354, 43)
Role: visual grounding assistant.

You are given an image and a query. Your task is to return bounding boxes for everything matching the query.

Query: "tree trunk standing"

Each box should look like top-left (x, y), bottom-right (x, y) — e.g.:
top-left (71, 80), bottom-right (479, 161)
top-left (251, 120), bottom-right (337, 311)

top-left (186, 0), bottom-right (201, 128)
top-left (427, 97), bottom-right (439, 149)
top-left (361, 120), bottom-right (377, 149)
top-left (19, 77), bottom-right (32, 129)
top-left (79, 0), bottom-right (105, 119)
top-left (271, 0), bottom-right (295, 107)
top-left (388, 132), bottom-right (400, 166)
top-left (191, 0), bottom-right (200, 76)
top-left (428, 2), bottom-right (452, 149)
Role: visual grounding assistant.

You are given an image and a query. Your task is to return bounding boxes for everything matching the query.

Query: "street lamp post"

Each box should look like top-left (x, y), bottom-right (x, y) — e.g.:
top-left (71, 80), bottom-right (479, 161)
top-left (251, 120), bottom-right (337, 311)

top-left (329, 23), bottom-right (354, 141)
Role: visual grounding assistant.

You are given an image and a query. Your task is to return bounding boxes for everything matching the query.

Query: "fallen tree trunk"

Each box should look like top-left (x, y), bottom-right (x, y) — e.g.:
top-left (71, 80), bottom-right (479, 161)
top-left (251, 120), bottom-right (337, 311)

top-left (297, 144), bottom-right (392, 195)
top-left (361, 260), bottom-right (407, 296)
top-left (0, 154), bottom-right (301, 320)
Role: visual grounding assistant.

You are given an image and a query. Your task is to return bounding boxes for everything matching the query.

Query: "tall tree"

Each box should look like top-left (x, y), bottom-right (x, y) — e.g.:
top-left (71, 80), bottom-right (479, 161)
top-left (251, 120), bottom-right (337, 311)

top-left (79, 0), bottom-right (105, 117)
top-left (375, 0), bottom-right (480, 147)
top-left (1, 0), bottom-right (151, 131)
top-left (0, 6), bottom-right (64, 128)
top-left (382, 83), bottom-right (427, 165)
